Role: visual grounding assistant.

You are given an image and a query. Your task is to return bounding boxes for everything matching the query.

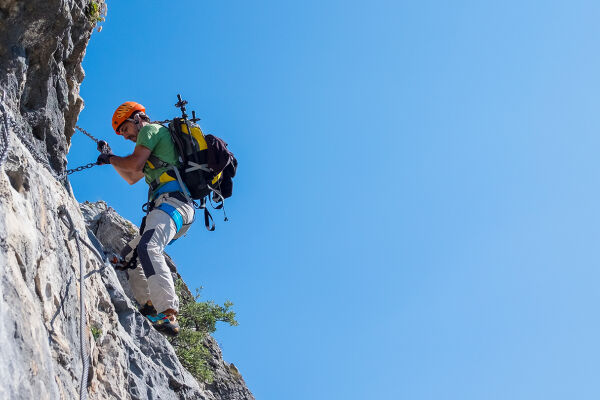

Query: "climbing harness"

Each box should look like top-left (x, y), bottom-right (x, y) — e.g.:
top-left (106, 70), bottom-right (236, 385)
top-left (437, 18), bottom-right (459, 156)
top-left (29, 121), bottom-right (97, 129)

top-left (157, 202), bottom-right (184, 233)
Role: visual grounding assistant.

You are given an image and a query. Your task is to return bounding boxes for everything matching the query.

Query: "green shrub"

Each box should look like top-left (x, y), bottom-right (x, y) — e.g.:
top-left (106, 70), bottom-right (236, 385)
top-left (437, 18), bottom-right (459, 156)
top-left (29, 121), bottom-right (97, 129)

top-left (168, 278), bottom-right (238, 383)
top-left (86, 1), bottom-right (105, 25)
top-left (91, 325), bottom-right (102, 341)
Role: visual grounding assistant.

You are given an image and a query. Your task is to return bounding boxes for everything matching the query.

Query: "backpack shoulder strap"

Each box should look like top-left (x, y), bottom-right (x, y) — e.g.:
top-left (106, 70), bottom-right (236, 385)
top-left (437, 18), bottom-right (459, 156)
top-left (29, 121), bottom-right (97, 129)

top-left (146, 153), bottom-right (170, 169)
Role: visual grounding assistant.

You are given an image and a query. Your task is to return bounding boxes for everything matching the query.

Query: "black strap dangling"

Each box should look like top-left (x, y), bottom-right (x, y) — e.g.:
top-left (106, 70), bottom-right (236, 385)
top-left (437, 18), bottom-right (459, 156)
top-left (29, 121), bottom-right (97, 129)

top-left (204, 207), bottom-right (215, 231)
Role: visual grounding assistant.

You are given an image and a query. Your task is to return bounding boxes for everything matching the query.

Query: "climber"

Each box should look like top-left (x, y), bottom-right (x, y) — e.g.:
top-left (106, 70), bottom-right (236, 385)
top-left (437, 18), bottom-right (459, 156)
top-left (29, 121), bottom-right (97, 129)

top-left (96, 101), bottom-right (195, 336)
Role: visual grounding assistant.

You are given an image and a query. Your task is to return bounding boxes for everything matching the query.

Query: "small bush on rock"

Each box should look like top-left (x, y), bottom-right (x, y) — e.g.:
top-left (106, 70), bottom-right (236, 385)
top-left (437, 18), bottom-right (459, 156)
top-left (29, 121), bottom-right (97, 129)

top-left (169, 278), bottom-right (238, 382)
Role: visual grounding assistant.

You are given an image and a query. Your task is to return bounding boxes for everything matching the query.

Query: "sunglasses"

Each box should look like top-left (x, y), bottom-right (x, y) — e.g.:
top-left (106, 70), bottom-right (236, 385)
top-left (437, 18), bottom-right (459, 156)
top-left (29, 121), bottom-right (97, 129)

top-left (118, 121), bottom-right (131, 135)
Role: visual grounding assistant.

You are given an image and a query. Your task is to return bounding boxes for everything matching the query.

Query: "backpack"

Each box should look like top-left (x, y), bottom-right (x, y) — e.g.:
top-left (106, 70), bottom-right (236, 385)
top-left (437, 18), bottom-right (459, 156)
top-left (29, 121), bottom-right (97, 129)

top-left (148, 95), bottom-right (237, 230)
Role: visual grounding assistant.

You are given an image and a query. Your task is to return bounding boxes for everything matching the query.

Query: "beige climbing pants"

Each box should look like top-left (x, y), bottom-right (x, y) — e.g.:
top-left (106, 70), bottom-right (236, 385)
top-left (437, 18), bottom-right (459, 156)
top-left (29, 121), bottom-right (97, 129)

top-left (120, 192), bottom-right (195, 314)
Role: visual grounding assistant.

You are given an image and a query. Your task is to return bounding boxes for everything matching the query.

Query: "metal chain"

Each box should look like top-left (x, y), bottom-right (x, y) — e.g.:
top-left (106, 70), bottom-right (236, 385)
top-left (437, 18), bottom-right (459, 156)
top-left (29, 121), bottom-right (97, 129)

top-left (75, 125), bottom-right (99, 144)
top-left (61, 162), bottom-right (99, 179)
top-left (22, 124), bottom-right (103, 180)
top-left (61, 126), bottom-right (103, 179)
top-left (0, 97), bottom-right (68, 181)
top-left (5, 115), bottom-right (66, 180)
top-left (0, 93), bottom-right (59, 177)
top-left (0, 103), bottom-right (102, 180)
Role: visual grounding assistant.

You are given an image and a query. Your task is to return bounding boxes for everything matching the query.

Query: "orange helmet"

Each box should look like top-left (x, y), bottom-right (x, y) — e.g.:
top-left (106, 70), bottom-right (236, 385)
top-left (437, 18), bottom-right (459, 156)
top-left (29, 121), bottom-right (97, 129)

top-left (112, 102), bottom-right (145, 133)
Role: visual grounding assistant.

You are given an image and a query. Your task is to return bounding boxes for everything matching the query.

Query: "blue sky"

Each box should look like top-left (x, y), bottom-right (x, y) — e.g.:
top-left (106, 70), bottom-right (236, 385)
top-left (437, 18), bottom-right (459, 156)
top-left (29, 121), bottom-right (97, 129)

top-left (68, 1), bottom-right (600, 399)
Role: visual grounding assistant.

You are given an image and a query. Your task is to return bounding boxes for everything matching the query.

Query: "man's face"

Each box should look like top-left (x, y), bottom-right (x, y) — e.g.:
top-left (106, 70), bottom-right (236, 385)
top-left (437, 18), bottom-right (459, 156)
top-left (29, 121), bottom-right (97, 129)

top-left (118, 121), bottom-right (137, 142)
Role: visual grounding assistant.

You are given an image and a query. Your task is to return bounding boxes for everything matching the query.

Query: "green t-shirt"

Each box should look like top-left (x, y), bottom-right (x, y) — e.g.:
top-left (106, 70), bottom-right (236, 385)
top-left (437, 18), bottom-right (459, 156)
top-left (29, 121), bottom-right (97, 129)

top-left (136, 124), bottom-right (178, 187)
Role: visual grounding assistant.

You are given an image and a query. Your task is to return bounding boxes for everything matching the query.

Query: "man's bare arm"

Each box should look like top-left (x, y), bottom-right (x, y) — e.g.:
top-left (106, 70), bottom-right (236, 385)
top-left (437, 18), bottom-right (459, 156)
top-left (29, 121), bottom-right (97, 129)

top-left (110, 145), bottom-right (151, 185)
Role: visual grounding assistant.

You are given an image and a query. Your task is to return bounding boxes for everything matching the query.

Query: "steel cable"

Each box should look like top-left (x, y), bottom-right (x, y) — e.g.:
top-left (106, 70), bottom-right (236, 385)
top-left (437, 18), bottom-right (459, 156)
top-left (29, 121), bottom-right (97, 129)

top-left (58, 206), bottom-right (89, 400)
top-left (0, 92), bottom-right (11, 167)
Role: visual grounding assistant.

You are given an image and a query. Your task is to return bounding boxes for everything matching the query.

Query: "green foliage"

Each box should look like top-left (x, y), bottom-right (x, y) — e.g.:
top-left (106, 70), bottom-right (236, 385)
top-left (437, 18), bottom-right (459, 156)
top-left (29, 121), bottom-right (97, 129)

top-left (86, 1), bottom-right (105, 25)
top-left (170, 329), bottom-right (213, 382)
top-left (91, 325), bottom-right (102, 341)
top-left (168, 278), bottom-right (238, 383)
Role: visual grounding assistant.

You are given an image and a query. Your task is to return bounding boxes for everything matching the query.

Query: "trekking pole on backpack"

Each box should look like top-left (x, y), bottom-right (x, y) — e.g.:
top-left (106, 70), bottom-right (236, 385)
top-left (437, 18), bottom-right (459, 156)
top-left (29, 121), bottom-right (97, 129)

top-left (175, 94), bottom-right (201, 155)
top-left (173, 95), bottom-right (216, 230)
top-left (175, 94), bottom-right (188, 119)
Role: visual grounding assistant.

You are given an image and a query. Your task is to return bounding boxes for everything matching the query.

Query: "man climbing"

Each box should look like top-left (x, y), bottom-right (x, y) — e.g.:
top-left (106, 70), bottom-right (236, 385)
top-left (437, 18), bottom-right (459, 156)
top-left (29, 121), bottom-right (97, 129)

top-left (96, 101), bottom-right (195, 336)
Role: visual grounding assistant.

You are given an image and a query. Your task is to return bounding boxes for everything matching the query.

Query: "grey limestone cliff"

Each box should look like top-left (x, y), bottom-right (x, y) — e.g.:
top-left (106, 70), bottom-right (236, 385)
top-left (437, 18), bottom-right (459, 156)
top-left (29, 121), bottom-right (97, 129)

top-left (81, 201), bottom-right (254, 400)
top-left (0, 1), bottom-right (253, 399)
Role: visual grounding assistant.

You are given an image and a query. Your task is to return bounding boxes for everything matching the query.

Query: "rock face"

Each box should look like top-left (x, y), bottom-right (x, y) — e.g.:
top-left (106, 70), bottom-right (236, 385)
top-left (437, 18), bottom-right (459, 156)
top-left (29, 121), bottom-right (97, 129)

top-left (0, 0), bottom-right (92, 173)
top-left (81, 201), bottom-right (254, 400)
top-left (0, 1), bottom-right (253, 399)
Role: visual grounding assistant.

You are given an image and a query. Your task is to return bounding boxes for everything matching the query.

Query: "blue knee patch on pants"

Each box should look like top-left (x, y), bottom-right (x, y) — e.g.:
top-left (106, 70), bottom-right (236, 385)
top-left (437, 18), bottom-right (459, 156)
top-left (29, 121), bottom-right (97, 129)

top-left (157, 203), bottom-right (183, 233)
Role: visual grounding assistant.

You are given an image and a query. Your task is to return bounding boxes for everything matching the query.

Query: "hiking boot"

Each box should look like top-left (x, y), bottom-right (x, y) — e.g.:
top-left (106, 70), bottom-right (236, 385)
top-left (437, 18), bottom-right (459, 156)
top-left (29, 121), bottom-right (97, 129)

top-left (149, 313), bottom-right (180, 336)
top-left (138, 302), bottom-right (157, 317)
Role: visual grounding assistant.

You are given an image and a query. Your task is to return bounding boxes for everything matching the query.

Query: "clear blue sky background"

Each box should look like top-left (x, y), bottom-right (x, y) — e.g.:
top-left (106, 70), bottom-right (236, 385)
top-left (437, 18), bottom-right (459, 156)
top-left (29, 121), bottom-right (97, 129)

top-left (68, 1), bottom-right (600, 399)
